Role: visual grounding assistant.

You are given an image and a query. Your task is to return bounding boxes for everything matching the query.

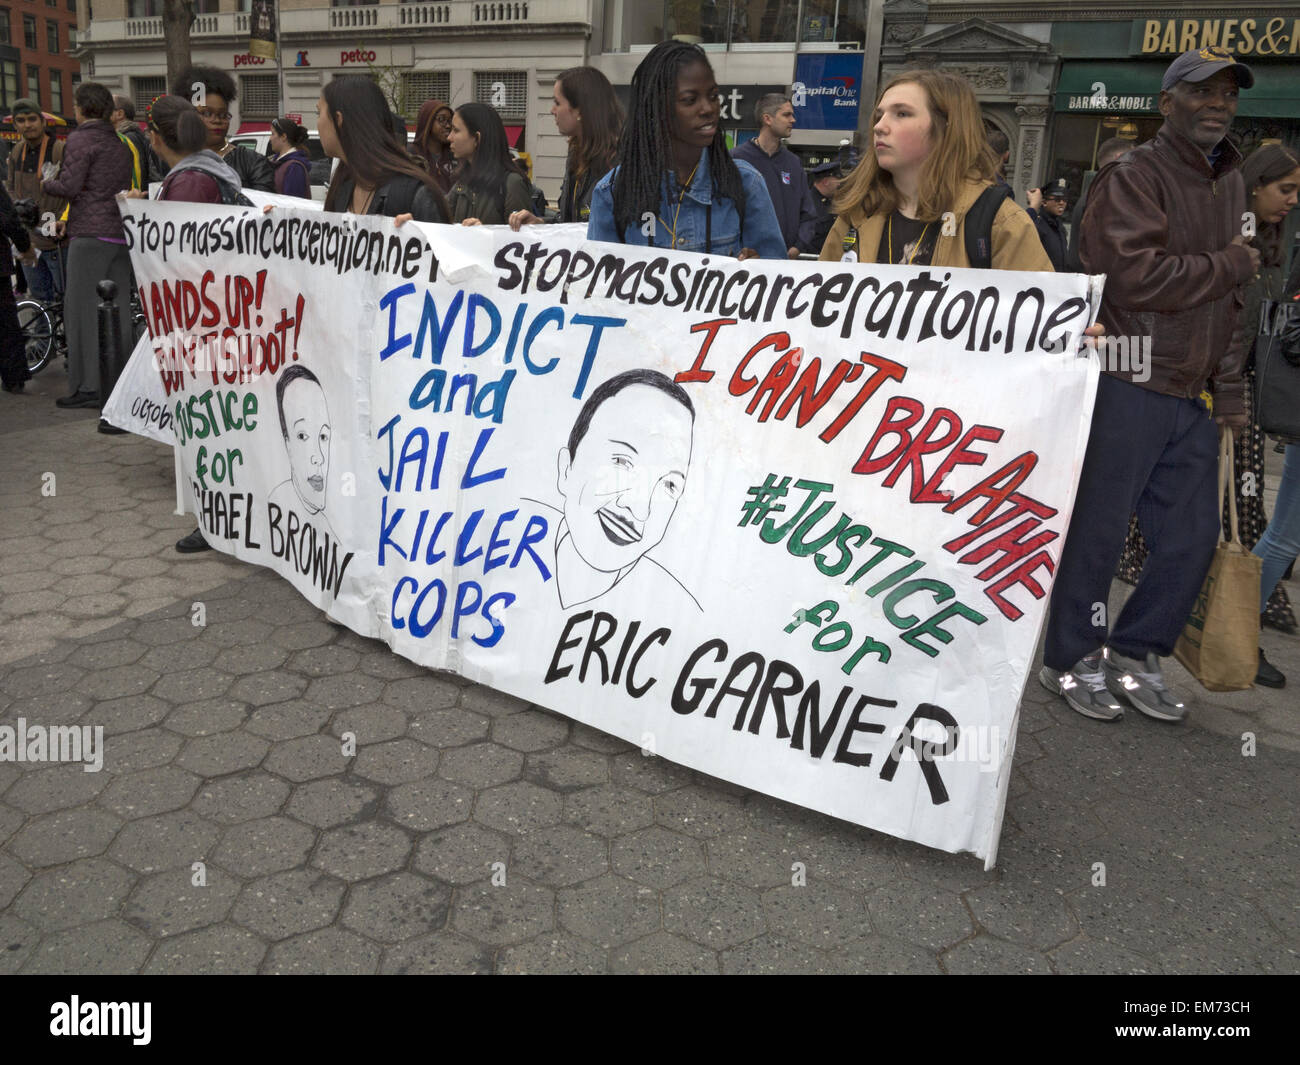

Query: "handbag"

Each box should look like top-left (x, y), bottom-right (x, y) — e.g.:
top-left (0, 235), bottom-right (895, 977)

top-left (1174, 432), bottom-right (1262, 691)
top-left (1255, 295), bottom-right (1300, 438)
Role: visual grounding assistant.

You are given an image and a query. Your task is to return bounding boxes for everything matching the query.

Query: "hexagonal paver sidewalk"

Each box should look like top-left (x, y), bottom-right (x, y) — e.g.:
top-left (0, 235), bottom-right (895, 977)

top-left (2, 413), bottom-right (1299, 974)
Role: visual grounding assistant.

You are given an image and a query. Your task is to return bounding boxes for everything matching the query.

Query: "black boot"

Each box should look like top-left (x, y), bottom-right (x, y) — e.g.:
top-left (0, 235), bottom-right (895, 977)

top-left (1256, 648), bottom-right (1286, 689)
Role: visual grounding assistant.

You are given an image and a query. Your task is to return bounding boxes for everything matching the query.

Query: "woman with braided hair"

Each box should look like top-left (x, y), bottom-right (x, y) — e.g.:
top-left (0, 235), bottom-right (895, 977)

top-left (586, 40), bottom-right (785, 260)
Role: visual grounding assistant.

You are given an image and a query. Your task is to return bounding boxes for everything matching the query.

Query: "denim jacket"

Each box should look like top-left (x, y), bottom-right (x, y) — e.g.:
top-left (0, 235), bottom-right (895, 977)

top-left (586, 148), bottom-right (786, 259)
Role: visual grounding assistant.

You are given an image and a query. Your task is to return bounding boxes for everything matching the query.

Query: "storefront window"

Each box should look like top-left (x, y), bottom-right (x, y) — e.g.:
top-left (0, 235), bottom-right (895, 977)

top-left (615, 0), bottom-right (858, 49)
top-left (728, 0), bottom-right (797, 45)
top-left (801, 0), bottom-right (867, 44)
top-left (1051, 112), bottom-right (1160, 202)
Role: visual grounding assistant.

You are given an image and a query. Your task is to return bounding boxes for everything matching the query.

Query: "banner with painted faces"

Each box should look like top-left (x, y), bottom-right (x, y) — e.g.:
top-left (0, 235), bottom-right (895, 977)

top-left (115, 200), bottom-right (1101, 864)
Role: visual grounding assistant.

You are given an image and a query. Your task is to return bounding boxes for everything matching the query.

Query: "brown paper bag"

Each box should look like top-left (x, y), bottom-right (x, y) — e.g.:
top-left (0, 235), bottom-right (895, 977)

top-left (1174, 432), bottom-right (1261, 691)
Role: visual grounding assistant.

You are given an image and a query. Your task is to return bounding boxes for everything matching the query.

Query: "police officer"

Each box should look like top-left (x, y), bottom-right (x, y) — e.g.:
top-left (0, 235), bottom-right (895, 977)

top-left (799, 160), bottom-right (841, 254)
top-left (1027, 177), bottom-right (1069, 271)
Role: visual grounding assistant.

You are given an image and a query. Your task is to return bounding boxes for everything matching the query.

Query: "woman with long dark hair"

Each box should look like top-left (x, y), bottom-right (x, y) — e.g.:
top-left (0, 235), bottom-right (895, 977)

top-left (414, 99), bottom-right (456, 194)
top-left (319, 75), bottom-right (447, 222)
top-left (1247, 144), bottom-right (1300, 684)
top-left (509, 66), bottom-right (622, 229)
top-left (585, 40), bottom-right (784, 259)
top-left (446, 101), bottom-right (532, 225)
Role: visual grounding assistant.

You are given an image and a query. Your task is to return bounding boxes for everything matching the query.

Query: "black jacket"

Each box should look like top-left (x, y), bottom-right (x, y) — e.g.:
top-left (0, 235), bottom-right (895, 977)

top-left (0, 182), bottom-right (32, 276)
top-left (328, 173), bottom-right (446, 222)
top-left (117, 123), bottom-right (161, 185)
top-left (1028, 207), bottom-right (1068, 271)
top-left (558, 160), bottom-right (612, 224)
top-left (447, 170), bottom-right (531, 225)
top-left (222, 144), bottom-right (275, 193)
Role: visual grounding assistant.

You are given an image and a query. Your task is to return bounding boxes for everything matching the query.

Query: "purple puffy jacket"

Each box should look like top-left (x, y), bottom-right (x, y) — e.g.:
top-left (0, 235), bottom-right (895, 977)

top-left (42, 119), bottom-right (133, 241)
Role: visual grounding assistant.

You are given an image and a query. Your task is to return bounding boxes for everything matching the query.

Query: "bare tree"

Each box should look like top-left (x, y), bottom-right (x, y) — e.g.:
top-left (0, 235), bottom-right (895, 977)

top-left (163, 0), bottom-right (195, 93)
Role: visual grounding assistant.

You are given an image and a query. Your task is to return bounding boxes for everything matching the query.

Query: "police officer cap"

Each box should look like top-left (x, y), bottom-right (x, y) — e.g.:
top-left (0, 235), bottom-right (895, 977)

top-left (808, 161), bottom-right (840, 176)
top-left (1044, 178), bottom-right (1069, 200)
top-left (1161, 45), bottom-right (1254, 92)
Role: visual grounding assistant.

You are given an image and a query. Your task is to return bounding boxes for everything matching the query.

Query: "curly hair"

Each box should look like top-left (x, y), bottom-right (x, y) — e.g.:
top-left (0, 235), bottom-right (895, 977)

top-left (171, 64), bottom-right (237, 105)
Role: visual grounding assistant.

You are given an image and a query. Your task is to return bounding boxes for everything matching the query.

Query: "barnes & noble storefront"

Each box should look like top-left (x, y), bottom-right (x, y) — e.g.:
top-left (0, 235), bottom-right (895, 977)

top-left (1049, 16), bottom-right (1300, 203)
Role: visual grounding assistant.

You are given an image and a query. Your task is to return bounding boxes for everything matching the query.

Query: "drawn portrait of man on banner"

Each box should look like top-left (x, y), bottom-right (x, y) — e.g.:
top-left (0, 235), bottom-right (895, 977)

top-left (269, 364), bottom-right (338, 542)
top-left (528, 369), bottom-right (701, 613)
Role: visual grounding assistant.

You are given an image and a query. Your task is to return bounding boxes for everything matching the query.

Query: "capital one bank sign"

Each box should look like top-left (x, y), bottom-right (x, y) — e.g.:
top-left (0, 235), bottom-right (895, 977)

top-left (792, 53), bottom-right (864, 131)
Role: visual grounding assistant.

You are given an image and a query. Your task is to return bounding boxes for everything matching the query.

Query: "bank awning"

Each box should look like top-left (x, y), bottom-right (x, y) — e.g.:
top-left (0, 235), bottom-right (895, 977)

top-left (1056, 61), bottom-right (1299, 118)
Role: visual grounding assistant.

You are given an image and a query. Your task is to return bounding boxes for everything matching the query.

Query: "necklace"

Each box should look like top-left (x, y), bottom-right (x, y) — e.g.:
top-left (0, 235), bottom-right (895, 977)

top-left (888, 213), bottom-right (931, 265)
top-left (657, 160), bottom-right (700, 248)
top-left (353, 184), bottom-right (376, 215)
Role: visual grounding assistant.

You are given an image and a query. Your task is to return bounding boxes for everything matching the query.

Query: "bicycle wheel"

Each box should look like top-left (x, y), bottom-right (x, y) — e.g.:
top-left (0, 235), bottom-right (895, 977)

top-left (16, 300), bottom-right (54, 376)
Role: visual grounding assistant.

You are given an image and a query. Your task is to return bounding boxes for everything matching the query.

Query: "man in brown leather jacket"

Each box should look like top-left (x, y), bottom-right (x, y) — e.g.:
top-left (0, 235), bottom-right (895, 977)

top-left (1041, 46), bottom-right (1258, 725)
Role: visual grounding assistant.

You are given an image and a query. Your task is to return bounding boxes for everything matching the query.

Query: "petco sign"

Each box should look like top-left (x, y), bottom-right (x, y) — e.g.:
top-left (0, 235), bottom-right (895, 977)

top-left (234, 54), bottom-right (267, 68)
top-left (340, 48), bottom-right (378, 65)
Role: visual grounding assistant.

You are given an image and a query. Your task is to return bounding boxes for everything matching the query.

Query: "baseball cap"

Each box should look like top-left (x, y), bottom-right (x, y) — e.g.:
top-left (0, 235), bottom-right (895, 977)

top-left (1161, 45), bottom-right (1254, 92)
top-left (1043, 178), bottom-right (1069, 200)
top-left (10, 98), bottom-right (41, 116)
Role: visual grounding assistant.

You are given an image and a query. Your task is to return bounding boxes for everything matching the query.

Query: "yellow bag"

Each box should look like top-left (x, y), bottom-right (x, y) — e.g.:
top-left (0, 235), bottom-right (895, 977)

top-left (1174, 431), bottom-right (1261, 691)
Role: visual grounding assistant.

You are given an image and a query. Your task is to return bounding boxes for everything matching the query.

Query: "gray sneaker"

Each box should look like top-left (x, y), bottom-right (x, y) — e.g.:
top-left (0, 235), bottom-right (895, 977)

top-left (1038, 652), bottom-right (1123, 721)
top-left (1102, 648), bottom-right (1187, 723)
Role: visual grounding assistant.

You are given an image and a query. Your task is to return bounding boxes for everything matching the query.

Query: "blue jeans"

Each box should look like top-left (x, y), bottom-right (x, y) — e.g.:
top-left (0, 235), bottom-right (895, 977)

top-left (1254, 443), bottom-right (1300, 612)
top-left (21, 247), bottom-right (65, 303)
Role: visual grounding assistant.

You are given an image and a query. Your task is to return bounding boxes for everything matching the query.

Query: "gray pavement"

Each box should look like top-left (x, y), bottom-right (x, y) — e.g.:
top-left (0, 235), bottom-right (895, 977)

top-left (1, 362), bottom-right (1297, 974)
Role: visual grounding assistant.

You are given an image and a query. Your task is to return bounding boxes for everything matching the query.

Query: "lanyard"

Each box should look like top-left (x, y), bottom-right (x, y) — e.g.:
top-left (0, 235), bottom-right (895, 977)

top-left (658, 161), bottom-right (700, 249)
top-left (888, 214), bottom-right (931, 265)
top-left (20, 136), bottom-right (49, 175)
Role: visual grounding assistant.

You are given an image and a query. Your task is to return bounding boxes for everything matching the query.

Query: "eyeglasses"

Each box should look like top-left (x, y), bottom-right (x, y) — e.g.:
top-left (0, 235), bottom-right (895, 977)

top-left (434, 113), bottom-right (452, 126)
top-left (195, 107), bottom-right (232, 122)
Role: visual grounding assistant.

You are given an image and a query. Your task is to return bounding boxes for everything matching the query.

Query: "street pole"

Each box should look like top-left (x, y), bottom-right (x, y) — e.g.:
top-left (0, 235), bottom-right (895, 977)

top-left (856, 0), bottom-right (886, 152)
top-left (275, 4), bottom-right (287, 114)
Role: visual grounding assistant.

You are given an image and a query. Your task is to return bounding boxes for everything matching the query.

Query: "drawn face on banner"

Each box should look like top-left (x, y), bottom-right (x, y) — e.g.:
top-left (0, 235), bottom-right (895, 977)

top-left (557, 384), bottom-right (694, 574)
top-left (280, 374), bottom-right (332, 513)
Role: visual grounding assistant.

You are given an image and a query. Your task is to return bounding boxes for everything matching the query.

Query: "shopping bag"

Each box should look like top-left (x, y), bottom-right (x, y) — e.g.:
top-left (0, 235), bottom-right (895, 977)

top-left (1174, 431), bottom-right (1261, 691)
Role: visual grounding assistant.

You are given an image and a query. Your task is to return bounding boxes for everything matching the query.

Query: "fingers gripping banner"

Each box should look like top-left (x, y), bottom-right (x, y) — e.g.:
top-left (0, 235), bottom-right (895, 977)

top-left (117, 201), bottom-right (1100, 864)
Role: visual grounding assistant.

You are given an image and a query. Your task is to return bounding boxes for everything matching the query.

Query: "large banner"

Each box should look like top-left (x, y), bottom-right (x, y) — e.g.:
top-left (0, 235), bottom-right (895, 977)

top-left (115, 201), bottom-right (1101, 864)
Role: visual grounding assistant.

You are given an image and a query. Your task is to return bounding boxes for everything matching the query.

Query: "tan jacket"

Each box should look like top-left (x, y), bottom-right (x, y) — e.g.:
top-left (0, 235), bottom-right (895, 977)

top-left (818, 178), bottom-right (1053, 272)
top-left (4, 133), bottom-right (68, 251)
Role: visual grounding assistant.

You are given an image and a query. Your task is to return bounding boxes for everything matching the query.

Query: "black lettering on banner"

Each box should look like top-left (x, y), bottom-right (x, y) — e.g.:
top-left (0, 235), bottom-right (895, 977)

top-left (878, 703), bottom-right (960, 804)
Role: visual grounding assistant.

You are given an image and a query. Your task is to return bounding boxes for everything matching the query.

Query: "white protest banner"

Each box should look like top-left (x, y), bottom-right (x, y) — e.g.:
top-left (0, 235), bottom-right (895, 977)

top-left (120, 200), bottom-right (1100, 864)
top-left (105, 191), bottom-right (320, 443)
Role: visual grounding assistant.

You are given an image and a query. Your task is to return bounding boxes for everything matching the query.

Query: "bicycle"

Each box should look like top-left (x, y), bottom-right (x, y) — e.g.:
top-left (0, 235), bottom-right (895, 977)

top-left (16, 295), bottom-right (63, 377)
top-left (17, 289), bottom-right (149, 377)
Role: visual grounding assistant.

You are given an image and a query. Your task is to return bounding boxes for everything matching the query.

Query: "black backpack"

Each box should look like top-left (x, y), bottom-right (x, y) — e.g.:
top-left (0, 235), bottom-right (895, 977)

top-left (963, 184), bottom-right (1014, 269)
